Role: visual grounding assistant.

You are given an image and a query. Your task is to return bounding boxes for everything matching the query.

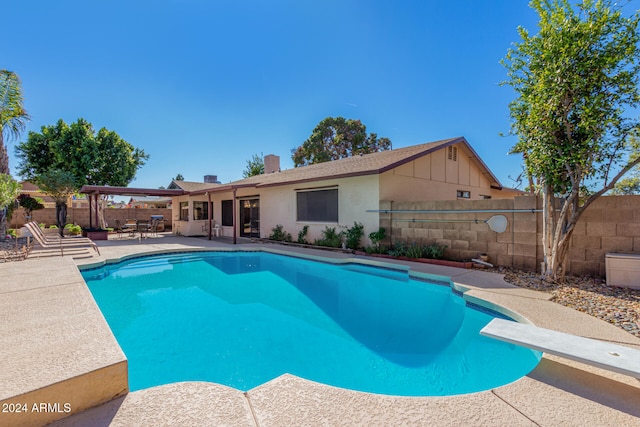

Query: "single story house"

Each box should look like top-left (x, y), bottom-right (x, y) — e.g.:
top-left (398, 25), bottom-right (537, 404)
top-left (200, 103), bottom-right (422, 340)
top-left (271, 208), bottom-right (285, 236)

top-left (19, 181), bottom-right (89, 209)
top-left (169, 137), bottom-right (522, 244)
top-left (127, 195), bottom-right (172, 209)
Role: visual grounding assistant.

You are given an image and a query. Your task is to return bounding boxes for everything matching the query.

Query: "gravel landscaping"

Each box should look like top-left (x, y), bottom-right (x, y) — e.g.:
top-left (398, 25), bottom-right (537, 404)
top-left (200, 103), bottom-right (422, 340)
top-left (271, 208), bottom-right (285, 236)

top-left (502, 269), bottom-right (640, 338)
top-left (0, 238), bottom-right (32, 262)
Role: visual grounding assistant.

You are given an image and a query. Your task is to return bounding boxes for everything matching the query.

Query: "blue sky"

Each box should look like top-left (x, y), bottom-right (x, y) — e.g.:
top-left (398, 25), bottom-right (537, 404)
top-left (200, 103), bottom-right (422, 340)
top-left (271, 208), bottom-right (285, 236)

top-left (5, 0), bottom-right (542, 190)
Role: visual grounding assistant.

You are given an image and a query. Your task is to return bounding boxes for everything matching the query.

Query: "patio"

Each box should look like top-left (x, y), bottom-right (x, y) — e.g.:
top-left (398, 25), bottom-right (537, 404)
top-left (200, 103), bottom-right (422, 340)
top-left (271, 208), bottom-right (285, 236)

top-left (1, 233), bottom-right (639, 426)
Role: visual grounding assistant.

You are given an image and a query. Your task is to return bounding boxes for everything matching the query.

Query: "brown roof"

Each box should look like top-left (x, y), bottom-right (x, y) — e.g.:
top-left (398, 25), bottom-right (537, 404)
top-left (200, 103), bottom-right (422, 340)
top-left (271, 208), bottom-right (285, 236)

top-left (80, 185), bottom-right (185, 197)
top-left (168, 180), bottom-right (223, 192)
top-left (190, 137), bottom-right (502, 195)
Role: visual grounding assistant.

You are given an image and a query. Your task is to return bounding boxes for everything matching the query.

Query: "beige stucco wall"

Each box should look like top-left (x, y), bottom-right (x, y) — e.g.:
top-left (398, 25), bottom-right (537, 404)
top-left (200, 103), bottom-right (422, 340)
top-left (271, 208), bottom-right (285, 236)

top-left (172, 176), bottom-right (381, 245)
top-left (379, 143), bottom-right (494, 202)
top-left (256, 175), bottom-right (380, 245)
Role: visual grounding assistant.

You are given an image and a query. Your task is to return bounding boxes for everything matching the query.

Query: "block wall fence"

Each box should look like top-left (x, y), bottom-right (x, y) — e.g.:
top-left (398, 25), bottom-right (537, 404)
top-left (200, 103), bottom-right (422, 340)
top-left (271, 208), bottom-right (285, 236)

top-left (379, 195), bottom-right (640, 277)
top-left (9, 208), bottom-right (173, 231)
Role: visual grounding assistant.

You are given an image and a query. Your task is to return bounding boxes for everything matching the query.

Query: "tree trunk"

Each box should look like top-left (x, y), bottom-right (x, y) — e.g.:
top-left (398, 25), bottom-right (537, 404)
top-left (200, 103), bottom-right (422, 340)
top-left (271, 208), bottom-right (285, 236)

top-left (541, 184), bottom-right (556, 278)
top-left (541, 184), bottom-right (581, 281)
top-left (56, 202), bottom-right (67, 237)
top-left (0, 207), bottom-right (6, 241)
top-left (0, 133), bottom-right (9, 175)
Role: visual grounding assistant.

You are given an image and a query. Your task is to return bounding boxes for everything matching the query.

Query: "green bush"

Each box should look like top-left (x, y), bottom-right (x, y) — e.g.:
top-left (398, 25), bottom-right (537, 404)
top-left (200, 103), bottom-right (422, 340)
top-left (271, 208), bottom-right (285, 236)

top-left (64, 224), bottom-right (82, 235)
top-left (314, 226), bottom-right (343, 248)
top-left (49, 225), bottom-right (58, 229)
top-left (424, 243), bottom-right (447, 259)
top-left (365, 245), bottom-right (388, 254)
top-left (405, 243), bottom-right (424, 258)
top-left (388, 241), bottom-right (407, 257)
top-left (297, 225), bottom-right (309, 244)
top-left (269, 224), bottom-right (292, 242)
top-left (368, 227), bottom-right (386, 247)
top-left (344, 222), bottom-right (364, 250)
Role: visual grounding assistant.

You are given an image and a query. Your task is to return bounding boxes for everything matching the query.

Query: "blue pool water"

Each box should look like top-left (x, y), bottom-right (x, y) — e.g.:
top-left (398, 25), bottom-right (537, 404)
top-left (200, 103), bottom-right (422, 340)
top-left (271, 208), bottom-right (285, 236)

top-left (82, 251), bottom-right (540, 396)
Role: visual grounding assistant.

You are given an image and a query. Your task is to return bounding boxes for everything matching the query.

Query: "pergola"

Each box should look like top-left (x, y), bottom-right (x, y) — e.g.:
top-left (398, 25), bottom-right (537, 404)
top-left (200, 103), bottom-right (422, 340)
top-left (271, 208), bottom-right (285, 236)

top-left (79, 185), bottom-right (184, 230)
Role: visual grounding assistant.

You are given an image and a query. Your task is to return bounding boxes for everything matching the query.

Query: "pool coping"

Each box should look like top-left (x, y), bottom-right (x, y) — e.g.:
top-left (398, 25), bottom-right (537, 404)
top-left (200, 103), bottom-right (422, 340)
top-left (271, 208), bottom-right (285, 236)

top-left (3, 235), bottom-right (640, 426)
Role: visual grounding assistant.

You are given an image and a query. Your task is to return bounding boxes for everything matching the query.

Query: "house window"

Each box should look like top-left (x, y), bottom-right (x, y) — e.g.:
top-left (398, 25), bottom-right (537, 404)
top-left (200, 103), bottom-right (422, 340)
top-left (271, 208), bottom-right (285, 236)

top-left (179, 202), bottom-right (189, 221)
top-left (480, 194), bottom-right (492, 200)
top-left (457, 190), bottom-right (470, 199)
top-left (221, 200), bottom-right (233, 226)
top-left (297, 189), bottom-right (338, 222)
top-left (193, 201), bottom-right (209, 220)
top-left (448, 146), bottom-right (458, 161)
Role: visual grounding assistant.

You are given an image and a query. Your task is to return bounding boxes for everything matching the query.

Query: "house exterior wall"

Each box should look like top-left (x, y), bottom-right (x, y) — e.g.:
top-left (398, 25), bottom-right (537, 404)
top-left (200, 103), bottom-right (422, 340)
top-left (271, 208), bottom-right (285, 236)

top-left (172, 176), bottom-right (381, 245)
top-left (379, 143), bottom-right (493, 202)
top-left (256, 175), bottom-right (380, 245)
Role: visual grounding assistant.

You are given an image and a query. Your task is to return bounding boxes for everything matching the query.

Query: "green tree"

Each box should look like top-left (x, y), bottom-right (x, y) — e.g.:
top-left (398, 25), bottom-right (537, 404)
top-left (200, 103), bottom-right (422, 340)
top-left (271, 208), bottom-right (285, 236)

top-left (36, 170), bottom-right (79, 236)
top-left (0, 174), bottom-right (20, 239)
top-left (17, 194), bottom-right (44, 218)
top-left (0, 70), bottom-right (29, 239)
top-left (16, 118), bottom-right (148, 229)
top-left (16, 118), bottom-right (148, 186)
top-left (242, 153), bottom-right (264, 178)
top-left (173, 173), bottom-right (184, 181)
top-left (0, 70), bottom-right (29, 175)
top-left (292, 117), bottom-right (391, 167)
top-left (503, 0), bottom-right (640, 280)
top-left (610, 174), bottom-right (640, 194)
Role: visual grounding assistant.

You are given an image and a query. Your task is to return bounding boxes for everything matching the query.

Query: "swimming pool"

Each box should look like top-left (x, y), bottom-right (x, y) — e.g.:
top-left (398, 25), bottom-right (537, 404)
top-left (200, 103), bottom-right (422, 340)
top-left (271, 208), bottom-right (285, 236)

top-left (82, 251), bottom-right (540, 396)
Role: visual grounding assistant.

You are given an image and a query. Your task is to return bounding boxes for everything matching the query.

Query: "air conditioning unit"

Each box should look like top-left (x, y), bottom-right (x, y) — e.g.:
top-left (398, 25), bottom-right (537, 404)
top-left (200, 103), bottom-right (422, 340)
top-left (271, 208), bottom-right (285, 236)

top-left (605, 253), bottom-right (640, 289)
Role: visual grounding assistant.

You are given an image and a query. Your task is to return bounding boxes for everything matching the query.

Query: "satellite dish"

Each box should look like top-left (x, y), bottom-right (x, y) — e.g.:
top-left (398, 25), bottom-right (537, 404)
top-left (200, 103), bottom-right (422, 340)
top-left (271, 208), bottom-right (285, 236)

top-left (486, 215), bottom-right (508, 233)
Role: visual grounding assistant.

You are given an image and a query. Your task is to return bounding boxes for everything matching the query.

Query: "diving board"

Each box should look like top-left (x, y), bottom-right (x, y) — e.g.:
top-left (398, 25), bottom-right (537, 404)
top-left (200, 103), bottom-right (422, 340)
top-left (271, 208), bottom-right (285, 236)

top-left (480, 318), bottom-right (640, 379)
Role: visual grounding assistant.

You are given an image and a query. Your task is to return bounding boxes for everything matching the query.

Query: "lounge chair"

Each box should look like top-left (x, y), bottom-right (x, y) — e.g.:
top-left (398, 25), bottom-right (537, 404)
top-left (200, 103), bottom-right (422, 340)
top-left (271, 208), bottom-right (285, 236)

top-left (24, 222), bottom-right (100, 256)
top-left (26, 221), bottom-right (95, 244)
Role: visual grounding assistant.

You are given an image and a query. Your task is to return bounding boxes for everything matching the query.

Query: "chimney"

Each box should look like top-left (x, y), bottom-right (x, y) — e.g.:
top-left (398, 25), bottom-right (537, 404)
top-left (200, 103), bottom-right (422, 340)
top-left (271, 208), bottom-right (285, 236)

top-left (204, 175), bottom-right (221, 184)
top-left (264, 154), bottom-right (280, 174)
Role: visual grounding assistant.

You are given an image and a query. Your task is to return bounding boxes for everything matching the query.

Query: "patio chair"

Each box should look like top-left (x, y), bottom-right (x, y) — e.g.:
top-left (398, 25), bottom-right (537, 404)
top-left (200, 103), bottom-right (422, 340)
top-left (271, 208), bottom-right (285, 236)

top-left (24, 222), bottom-right (100, 257)
top-left (114, 219), bottom-right (134, 239)
top-left (149, 218), bottom-right (160, 237)
top-left (136, 219), bottom-right (150, 240)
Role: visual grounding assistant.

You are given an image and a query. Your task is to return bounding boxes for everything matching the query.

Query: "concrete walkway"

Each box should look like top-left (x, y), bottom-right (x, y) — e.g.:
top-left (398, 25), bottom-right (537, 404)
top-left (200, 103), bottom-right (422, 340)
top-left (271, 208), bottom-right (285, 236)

top-left (2, 233), bottom-right (639, 426)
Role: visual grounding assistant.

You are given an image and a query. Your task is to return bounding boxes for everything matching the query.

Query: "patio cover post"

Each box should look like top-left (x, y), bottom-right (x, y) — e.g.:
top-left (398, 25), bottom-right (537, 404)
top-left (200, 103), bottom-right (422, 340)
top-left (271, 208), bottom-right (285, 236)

top-left (207, 192), bottom-right (212, 241)
top-left (233, 188), bottom-right (237, 245)
top-left (94, 194), bottom-right (100, 228)
top-left (88, 194), bottom-right (93, 229)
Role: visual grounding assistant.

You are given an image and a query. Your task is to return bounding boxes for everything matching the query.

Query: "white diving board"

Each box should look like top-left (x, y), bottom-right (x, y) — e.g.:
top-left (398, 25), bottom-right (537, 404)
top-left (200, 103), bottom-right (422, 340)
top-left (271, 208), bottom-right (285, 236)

top-left (480, 318), bottom-right (640, 379)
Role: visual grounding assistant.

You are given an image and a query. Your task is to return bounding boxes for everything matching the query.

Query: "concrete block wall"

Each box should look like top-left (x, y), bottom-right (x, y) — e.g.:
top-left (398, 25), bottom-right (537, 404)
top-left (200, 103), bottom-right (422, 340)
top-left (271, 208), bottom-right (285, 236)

top-left (9, 208), bottom-right (173, 230)
top-left (382, 195), bottom-right (640, 278)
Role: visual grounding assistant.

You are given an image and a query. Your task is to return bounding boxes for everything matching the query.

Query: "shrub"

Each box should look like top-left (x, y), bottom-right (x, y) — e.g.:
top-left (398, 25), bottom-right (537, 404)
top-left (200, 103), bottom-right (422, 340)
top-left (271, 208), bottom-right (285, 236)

top-left (269, 224), bottom-right (292, 242)
top-left (344, 222), bottom-right (364, 250)
top-left (49, 225), bottom-right (58, 229)
top-left (365, 245), bottom-right (388, 254)
top-left (368, 227), bottom-right (386, 247)
top-left (314, 226), bottom-right (343, 248)
top-left (297, 225), bottom-right (309, 244)
top-left (64, 224), bottom-right (82, 235)
top-left (405, 243), bottom-right (424, 258)
top-left (388, 241), bottom-right (407, 257)
top-left (424, 243), bottom-right (447, 259)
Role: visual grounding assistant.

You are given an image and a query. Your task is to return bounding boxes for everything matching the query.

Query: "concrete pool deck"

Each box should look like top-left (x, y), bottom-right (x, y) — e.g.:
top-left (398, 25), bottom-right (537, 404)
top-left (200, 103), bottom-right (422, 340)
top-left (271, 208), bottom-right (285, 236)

top-left (1, 233), bottom-right (639, 426)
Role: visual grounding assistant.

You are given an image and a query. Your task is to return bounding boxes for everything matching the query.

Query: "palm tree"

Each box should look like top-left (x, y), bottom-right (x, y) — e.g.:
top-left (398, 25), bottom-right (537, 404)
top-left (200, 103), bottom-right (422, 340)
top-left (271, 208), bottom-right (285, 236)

top-left (0, 70), bottom-right (30, 174)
